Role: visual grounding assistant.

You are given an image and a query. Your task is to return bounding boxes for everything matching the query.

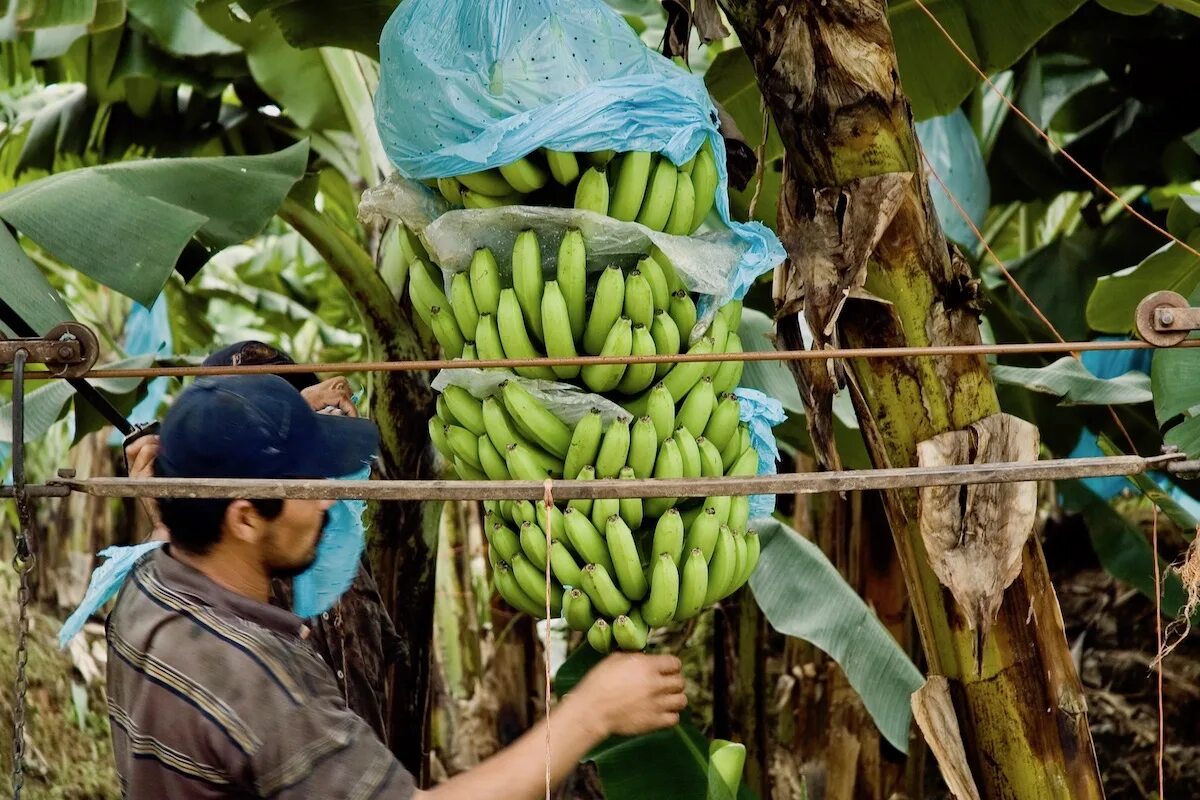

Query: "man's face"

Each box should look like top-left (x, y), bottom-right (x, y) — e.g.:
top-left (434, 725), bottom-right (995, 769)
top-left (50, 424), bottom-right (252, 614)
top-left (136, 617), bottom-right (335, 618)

top-left (260, 499), bottom-right (334, 579)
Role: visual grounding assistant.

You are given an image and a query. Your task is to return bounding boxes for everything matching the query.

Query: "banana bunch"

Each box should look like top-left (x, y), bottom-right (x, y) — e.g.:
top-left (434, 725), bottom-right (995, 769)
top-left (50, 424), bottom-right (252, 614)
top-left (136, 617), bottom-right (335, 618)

top-left (427, 374), bottom-right (761, 650)
top-left (414, 228), bottom-right (747, 402)
top-left (432, 144), bottom-right (718, 235)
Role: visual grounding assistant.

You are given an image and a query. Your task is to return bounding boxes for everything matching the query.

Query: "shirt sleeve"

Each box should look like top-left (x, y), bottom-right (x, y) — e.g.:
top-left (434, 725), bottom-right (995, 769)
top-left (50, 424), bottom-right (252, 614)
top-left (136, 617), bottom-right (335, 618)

top-left (249, 684), bottom-right (417, 800)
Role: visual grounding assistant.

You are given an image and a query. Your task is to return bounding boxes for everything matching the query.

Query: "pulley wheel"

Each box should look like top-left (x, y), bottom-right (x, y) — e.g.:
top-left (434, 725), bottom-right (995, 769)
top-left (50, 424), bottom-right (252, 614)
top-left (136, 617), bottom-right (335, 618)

top-left (1134, 290), bottom-right (1190, 348)
top-left (44, 322), bottom-right (100, 377)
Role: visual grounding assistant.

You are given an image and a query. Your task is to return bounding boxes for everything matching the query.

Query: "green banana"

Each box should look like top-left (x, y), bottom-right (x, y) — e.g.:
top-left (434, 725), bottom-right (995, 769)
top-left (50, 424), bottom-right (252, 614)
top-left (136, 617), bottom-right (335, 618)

top-left (704, 312), bottom-right (730, 369)
top-left (612, 609), bottom-right (648, 651)
top-left (623, 270), bottom-right (654, 328)
top-left (609, 150), bottom-right (654, 221)
top-left (474, 313), bottom-right (506, 362)
top-left (717, 299), bottom-right (743, 331)
top-left (685, 507), bottom-right (720, 561)
top-left (512, 229), bottom-right (545, 342)
top-left (408, 259), bottom-right (448, 328)
top-left (482, 395), bottom-right (526, 453)
top-left (567, 466), bottom-right (595, 518)
top-left (429, 420), bottom-right (454, 462)
top-left (642, 553), bottom-right (680, 627)
top-left (689, 146), bottom-right (719, 231)
top-left (627, 416), bottom-right (658, 479)
top-left (728, 446), bottom-right (759, 478)
top-left (587, 618), bottom-right (613, 653)
top-left (505, 442), bottom-right (549, 481)
top-left (709, 741), bottom-right (747, 800)
top-left (668, 290), bottom-right (698, 343)
top-left (397, 225), bottom-right (429, 264)
top-left (551, 540), bottom-right (584, 588)
top-left (586, 149), bottom-right (616, 167)
top-left (676, 376), bottom-right (716, 436)
top-left (540, 280), bottom-right (580, 379)
top-left (635, 156), bottom-right (678, 232)
top-left (673, 426), bottom-right (702, 479)
top-left (442, 385), bottom-right (486, 436)
top-left (579, 562), bottom-right (631, 618)
top-left (645, 382), bottom-right (676, 444)
top-left (703, 526), bottom-right (737, 604)
top-left (461, 341), bottom-right (478, 360)
top-left (653, 508), bottom-right (685, 567)
top-left (645, 437), bottom-right (683, 518)
top-left (497, 289), bottom-right (556, 380)
top-left (582, 266), bottom-right (626, 355)
top-left (590, 497), bottom-right (619, 536)
top-left (721, 426), bottom-right (751, 472)
top-left (728, 530), bottom-right (748, 598)
top-left (563, 588), bottom-right (595, 631)
top-left (437, 176), bottom-right (463, 205)
top-left (594, 415), bottom-right (631, 479)
top-left (739, 531), bottom-right (761, 587)
top-left (617, 467), bottom-right (644, 530)
top-left (675, 547), bottom-right (708, 620)
top-left (457, 168), bottom-right (516, 197)
top-left (563, 505), bottom-right (614, 574)
top-left (501, 381), bottom-right (573, 459)
top-left (557, 229), bottom-right (588, 342)
top-left (563, 409), bottom-right (603, 484)
top-left (512, 501), bottom-right (537, 527)
top-left (488, 521), bottom-right (522, 563)
top-left (462, 190), bottom-right (522, 209)
top-left (652, 247), bottom-right (686, 294)
top-left (706, 495), bottom-right (732, 527)
top-left (430, 306), bottom-right (465, 359)
top-left (727, 495), bottom-right (750, 534)
top-left (512, 553), bottom-right (562, 615)
top-left (616, 323), bottom-right (657, 395)
top-left (477, 434), bottom-right (512, 480)
top-left (711, 346), bottom-right (744, 399)
top-left (435, 393), bottom-right (457, 425)
top-left (541, 502), bottom-right (567, 544)
top-left (703, 394), bottom-right (740, 454)
top-left (574, 166), bottom-right (610, 214)
top-left (544, 149), bottom-right (581, 186)
top-left (493, 561), bottom-right (545, 617)
top-left (499, 155), bottom-right (549, 194)
top-left (469, 248), bottom-right (501, 316)
top-left (679, 153), bottom-right (697, 175)
top-left (448, 272), bottom-right (479, 341)
top-left (605, 514), bottom-right (648, 601)
top-left (664, 169), bottom-right (696, 236)
top-left (446, 424), bottom-right (482, 470)
top-left (659, 337), bottom-right (712, 407)
top-left (520, 520), bottom-right (549, 569)
top-left (637, 255), bottom-right (671, 311)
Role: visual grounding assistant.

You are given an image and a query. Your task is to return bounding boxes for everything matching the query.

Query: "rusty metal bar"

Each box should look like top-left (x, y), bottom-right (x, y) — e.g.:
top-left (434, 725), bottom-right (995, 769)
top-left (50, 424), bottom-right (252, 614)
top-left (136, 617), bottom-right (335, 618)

top-left (34, 452), bottom-right (1178, 501)
top-left (3, 337), bottom-right (1199, 381)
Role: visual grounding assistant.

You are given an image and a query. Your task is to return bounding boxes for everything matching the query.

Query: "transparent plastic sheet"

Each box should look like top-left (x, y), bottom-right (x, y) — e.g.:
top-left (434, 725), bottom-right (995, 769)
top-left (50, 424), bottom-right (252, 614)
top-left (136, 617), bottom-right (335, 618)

top-left (432, 368), bottom-right (628, 425)
top-left (360, 175), bottom-right (741, 337)
top-left (733, 388), bottom-right (786, 519)
top-left (371, 0), bottom-right (785, 309)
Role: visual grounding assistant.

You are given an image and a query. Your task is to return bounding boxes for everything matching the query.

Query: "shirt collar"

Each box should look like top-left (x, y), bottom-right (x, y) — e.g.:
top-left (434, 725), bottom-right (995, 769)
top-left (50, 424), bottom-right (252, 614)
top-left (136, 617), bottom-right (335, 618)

top-left (145, 546), bottom-right (308, 638)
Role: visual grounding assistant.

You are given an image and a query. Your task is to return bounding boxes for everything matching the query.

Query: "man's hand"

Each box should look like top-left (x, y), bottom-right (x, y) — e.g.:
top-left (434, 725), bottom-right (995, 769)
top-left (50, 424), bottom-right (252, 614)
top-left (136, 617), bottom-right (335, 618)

top-left (572, 653), bottom-right (688, 737)
top-left (301, 377), bottom-right (358, 417)
top-left (123, 434), bottom-right (168, 541)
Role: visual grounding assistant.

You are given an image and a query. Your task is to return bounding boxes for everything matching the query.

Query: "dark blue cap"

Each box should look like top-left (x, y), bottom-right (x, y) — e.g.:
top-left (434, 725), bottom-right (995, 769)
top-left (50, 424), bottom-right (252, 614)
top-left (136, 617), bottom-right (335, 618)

top-left (156, 375), bottom-right (378, 481)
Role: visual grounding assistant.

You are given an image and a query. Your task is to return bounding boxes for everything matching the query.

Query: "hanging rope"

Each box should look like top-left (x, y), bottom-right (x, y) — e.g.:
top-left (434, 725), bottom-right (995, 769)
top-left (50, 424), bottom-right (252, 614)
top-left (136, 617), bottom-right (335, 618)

top-left (9, 350), bottom-right (35, 800)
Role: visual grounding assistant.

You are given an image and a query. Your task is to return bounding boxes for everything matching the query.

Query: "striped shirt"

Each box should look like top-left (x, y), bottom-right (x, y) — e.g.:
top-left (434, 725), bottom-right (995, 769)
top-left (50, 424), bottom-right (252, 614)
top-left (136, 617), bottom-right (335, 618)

top-left (105, 547), bottom-right (416, 799)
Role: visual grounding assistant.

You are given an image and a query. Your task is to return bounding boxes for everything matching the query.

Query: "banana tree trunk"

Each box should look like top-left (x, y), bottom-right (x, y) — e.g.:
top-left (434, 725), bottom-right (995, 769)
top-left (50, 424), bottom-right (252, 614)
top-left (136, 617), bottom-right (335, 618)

top-left (715, 2), bottom-right (1103, 797)
top-left (280, 201), bottom-right (439, 781)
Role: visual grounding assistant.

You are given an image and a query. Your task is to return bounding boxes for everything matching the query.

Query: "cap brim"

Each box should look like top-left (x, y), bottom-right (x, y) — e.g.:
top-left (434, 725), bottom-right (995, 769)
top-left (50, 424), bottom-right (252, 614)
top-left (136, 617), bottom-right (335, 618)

top-left (294, 414), bottom-right (380, 478)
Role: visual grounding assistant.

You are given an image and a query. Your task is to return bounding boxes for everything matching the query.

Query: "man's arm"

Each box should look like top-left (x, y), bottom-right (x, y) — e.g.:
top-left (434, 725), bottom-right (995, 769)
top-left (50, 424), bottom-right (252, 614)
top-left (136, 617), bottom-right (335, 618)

top-left (415, 653), bottom-right (687, 800)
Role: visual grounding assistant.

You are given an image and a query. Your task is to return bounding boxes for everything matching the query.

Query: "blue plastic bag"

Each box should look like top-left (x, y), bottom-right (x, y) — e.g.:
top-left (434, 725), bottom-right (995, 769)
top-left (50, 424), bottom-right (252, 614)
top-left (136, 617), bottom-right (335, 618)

top-left (733, 388), bottom-right (786, 520)
top-left (374, 0), bottom-right (784, 306)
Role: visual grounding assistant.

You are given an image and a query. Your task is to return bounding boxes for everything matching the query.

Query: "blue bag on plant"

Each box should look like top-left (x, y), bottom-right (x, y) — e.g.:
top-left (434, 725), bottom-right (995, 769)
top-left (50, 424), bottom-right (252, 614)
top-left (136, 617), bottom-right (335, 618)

top-left (373, 0), bottom-right (784, 309)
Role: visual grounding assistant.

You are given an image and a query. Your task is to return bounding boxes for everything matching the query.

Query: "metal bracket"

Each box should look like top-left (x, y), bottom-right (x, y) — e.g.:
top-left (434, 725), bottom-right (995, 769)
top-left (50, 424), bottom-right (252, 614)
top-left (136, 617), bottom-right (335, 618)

top-left (0, 322), bottom-right (99, 377)
top-left (1134, 290), bottom-right (1200, 347)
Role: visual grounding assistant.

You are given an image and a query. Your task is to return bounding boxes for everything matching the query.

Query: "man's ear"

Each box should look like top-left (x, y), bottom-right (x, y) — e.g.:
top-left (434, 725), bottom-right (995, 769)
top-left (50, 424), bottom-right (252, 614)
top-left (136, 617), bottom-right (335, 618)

top-left (223, 500), bottom-right (266, 545)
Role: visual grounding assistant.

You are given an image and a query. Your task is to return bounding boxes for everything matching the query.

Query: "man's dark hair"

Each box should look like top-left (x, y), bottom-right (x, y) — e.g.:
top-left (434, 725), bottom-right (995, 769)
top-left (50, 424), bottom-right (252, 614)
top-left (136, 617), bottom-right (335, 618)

top-left (202, 341), bottom-right (320, 391)
top-left (158, 493), bottom-right (284, 555)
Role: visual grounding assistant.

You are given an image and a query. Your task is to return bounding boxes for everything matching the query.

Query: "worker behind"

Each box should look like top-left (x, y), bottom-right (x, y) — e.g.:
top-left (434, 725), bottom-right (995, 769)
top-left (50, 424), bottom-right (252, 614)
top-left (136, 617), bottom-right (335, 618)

top-left (106, 374), bottom-right (689, 799)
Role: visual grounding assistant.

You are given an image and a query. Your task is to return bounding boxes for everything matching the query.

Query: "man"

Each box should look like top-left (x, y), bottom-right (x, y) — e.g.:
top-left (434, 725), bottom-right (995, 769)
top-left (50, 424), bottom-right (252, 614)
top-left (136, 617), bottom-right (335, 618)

top-left (124, 341), bottom-right (402, 745)
top-left (107, 374), bottom-right (687, 798)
